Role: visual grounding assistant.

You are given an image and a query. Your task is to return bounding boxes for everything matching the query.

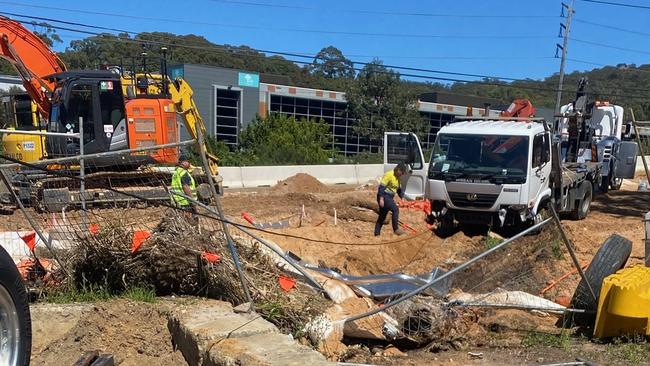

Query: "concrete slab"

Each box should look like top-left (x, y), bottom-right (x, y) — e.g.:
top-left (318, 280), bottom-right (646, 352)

top-left (168, 299), bottom-right (335, 366)
top-left (206, 332), bottom-right (332, 366)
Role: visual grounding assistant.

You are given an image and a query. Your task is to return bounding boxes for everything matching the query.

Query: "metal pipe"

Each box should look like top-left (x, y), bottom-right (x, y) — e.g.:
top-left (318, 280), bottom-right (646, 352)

top-left (78, 117), bottom-right (87, 227)
top-left (343, 218), bottom-right (552, 323)
top-left (190, 130), bottom-right (253, 309)
top-left (549, 204), bottom-right (598, 303)
top-left (631, 109), bottom-right (650, 184)
top-left (0, 129), bottom-right (80, 138)
top-left (0, 140), bottom-right (195, 169)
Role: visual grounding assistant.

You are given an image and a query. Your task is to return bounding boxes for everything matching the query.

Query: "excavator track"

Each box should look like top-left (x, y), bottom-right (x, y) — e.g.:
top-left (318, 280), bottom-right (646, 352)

top-left (10, 169), bottom-right (209, 213)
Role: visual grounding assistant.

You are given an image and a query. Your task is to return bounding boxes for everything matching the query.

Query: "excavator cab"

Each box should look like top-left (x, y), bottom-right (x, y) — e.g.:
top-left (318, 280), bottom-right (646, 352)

top-left (45, 71), bottom-right (129, 161)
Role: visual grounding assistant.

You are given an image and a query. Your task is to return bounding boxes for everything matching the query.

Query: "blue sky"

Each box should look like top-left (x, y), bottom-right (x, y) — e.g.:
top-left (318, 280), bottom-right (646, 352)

top-left (3, 0), bottom-right (650, 82)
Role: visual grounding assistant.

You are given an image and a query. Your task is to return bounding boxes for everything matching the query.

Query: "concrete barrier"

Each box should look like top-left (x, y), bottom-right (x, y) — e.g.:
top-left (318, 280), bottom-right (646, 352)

top-left (217, 156), bottom-right (650, 189)
top-left (220, 164), bottom-right (384, 188)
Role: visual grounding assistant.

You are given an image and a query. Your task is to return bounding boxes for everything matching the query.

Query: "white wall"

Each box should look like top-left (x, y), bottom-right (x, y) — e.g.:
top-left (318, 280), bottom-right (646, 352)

top-left (219, 164), bottom-right (384, 188)
top-left (219, 157), bottom-right (650, 189)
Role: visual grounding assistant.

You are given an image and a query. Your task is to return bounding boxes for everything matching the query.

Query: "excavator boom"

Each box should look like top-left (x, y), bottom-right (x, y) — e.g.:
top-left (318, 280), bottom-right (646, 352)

top-left (0, 17), bottom-right (66, 119)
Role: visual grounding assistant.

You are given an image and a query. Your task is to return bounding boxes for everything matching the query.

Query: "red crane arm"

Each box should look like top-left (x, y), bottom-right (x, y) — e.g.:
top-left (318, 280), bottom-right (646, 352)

top-left (0, 17), bottom-right (66, 118)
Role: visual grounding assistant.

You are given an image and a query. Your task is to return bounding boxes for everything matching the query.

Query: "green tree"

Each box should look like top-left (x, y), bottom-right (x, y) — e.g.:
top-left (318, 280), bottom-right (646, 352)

top-left (237, 113), bottom-right (333, 165)
top-left (33, 22), bottom-right (62, 48)
top-left (344, 60), bottom-right (426, 141)
top-left (309, 46), bottom-right (354, 79)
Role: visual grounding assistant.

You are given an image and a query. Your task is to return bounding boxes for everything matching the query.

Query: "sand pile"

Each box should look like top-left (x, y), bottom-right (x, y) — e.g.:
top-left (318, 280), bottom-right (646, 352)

top-left (271, 173), bottom-right (329, 194)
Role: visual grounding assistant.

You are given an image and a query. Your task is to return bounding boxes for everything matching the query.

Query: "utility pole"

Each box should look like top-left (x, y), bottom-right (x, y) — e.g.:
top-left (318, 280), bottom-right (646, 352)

top-left (555, 1), bottom-right (575, 115)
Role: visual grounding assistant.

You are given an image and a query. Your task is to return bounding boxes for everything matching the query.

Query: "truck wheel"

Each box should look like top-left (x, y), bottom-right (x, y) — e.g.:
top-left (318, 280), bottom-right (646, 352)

top-left (571, 182), bottom-right (592, 220)
top-left (435, 215), bottom-right (455, 238)
top-left (0, 245), bottom-right (31, 366)
top-left (560, 234), bottom-right (632, 329)
top-left (599, 175), bottom-right (609, 193)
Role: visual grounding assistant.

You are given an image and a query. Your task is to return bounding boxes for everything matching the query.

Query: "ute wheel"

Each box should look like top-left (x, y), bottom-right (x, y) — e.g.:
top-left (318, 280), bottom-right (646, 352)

top-left (559, 234), bottom-right (632, 329)
top-left (0, 245), bottom-right (31, 366)
top-left (570, 182), bottom-right (592, 220)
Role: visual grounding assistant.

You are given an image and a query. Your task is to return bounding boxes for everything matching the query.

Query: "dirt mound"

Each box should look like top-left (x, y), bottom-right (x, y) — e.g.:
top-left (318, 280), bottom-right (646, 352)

top-left (271, 173), bottom-right (329, 194)
top-left (31, 299), bottom-right (185, 366)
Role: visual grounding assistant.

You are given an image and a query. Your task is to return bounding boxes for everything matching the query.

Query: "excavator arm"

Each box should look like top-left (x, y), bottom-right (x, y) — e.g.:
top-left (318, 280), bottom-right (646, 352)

top-left (500, 99), bottom-right (536, 119)
top-left (168, 78), bottom-right (220, 177)
top-left (0, 17), bottom-right (66, 119)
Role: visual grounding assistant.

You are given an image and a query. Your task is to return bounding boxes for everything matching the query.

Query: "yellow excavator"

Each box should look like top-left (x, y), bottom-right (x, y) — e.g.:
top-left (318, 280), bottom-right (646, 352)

top-left (0, 17), bottom-right (220, 211)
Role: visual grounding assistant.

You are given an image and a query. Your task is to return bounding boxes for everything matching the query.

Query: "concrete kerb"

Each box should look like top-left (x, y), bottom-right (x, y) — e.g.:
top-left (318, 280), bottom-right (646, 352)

top-left (168, 299), bottom-right (335, 366)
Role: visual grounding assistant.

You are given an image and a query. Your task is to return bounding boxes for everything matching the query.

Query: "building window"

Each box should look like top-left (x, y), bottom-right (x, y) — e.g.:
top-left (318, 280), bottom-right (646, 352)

top-left (214, 87), bottom-right (241, 146)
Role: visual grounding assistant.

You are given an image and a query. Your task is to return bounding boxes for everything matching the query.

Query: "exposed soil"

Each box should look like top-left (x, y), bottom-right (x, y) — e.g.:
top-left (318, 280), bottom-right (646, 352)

top-left (31, 299), bottom-right (185, 366)
top-left (9, 172), bottom-right (650, 364)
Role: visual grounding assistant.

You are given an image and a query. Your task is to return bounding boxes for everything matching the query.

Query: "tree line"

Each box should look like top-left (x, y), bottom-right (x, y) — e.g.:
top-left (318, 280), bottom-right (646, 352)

top-left (3, 27), bottom-right (650, 165)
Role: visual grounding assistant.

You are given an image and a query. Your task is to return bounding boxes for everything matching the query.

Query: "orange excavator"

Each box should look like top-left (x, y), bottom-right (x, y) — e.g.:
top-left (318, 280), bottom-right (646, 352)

top-left (0, 17), bottom-right (212, 211)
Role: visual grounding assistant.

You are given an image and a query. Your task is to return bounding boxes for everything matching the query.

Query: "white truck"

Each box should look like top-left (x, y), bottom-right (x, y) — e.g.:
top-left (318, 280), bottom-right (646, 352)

top-left (383, 116), bottom-right (638, 233)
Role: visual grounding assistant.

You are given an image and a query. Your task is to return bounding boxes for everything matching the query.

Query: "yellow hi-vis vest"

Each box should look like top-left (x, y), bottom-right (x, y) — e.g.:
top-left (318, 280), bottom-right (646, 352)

top-left (171, 167), bottom-right (196, 206)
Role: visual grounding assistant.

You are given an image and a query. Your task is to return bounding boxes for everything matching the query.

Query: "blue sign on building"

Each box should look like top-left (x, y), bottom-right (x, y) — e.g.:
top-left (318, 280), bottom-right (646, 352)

top-left (238, 72), bottom-right (259, 88)
top-left (169, 66), bottom-right (184, 79)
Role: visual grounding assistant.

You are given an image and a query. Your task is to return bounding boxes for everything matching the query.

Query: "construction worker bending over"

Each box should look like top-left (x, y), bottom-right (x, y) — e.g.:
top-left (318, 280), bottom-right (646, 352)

top-left (171, 154), bottom-right (197, 220)
top-left (375, 163), bottom-right (407, 236)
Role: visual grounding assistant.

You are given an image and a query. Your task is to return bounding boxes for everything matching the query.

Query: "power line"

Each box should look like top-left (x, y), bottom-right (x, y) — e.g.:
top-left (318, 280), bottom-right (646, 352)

top-left (2, 12), bottom-right (527, 82)
top-left (573, 18), bottom-right (650, 37)
top-left (8, 13), bottom-right (650, 100)
top-left (571, 37), bottom-right (650, 55)
top-left (209, 0), bottom-right (559, 18)
top-left (578, 0), bottom-right (650, 10)
top-left (0, 2), bottom-right (553, 40)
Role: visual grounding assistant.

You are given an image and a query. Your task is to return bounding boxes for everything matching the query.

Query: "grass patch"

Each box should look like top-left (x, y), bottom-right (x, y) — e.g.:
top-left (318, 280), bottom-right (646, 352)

top-left (522, 331), bottom-right (572, 351)
top-left (39, 285), bottom-right (157, 304)
top-left (123, 287), bottom-right (157, 303)
top-left (605, 336), bottom-right (650, 364)
top-left (41, 285), bottom-right (112, 304)
top-left (551, 238), bottom-right (564, 259)
top-left (484, 231), bottom-right (503, 249)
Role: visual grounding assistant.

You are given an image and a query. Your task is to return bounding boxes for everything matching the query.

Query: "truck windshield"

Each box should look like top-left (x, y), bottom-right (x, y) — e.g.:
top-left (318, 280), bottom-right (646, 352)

top-left (429, 134), bottom-right (529, 182)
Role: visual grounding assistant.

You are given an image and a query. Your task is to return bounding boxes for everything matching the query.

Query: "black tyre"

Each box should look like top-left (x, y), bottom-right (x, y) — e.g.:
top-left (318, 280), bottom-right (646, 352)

top-left (560, 234), bottom-right (632, 329)
top-left (571, 181), bottom-right (592, 220)
top-left (434, 215), bottom-right (455, 238)
top-left (599, 175), bottom-right (609, 193)
top-left (0, 245), bottom-right (31, 366)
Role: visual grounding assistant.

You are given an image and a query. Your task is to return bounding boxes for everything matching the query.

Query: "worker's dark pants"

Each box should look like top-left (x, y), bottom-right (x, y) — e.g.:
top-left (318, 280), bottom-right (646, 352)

top-left (375, 195), bottom-right (399, 236)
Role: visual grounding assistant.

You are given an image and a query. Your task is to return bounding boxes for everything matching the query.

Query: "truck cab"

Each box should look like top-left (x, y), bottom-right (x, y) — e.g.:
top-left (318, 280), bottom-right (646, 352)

top-left (385, 119), bottom-right (554, 230)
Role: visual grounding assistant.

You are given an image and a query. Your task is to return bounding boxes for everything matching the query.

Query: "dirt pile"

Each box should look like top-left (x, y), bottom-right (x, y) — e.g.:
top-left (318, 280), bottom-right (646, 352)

top-left (271, 173), bottom-right (329, 194)
top-left (31, 299), bottom-right (185, 366)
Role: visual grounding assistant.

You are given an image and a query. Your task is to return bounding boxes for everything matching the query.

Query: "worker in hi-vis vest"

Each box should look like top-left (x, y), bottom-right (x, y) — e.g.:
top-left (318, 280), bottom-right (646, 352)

top-left (171, 154), bottom-right (197, 219)
top-left (375, 163), bottom-right (407, 236)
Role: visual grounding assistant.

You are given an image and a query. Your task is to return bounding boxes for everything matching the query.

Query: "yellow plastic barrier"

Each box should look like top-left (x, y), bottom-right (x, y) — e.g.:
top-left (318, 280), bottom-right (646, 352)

top-left (594, 266), bottom-right (650, 338)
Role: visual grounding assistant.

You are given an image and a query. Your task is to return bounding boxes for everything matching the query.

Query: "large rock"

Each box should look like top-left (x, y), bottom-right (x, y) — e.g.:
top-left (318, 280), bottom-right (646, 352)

top-left (168, 299), bottom-right (335, 366)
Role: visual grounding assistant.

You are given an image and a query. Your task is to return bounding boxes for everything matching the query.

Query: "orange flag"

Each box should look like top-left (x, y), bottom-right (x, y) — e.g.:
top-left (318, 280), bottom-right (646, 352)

top-left (131, 231), bottom-right (151, 254)
top-left (278, 275), bottom-right (296, 293)
top-left (201, 251), bottom-right (221, 264)
top-left (19, 231), bottom-right (36, 252)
